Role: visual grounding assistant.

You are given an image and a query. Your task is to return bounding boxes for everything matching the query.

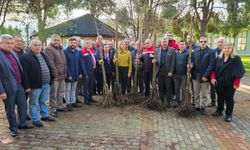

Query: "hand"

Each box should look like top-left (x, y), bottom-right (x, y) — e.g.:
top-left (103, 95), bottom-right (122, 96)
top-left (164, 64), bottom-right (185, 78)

top-left (128, 73), bottom-right (131, 78)
top-left (152, 58), bottom-right (157, 64)
top-left (202, 77), bottom-right (208, 82)
top-left (53, 78), bottom-right (58, 81)
top-left (187, 64), bottom-right (193, 69)
top-left (168, 72), bottom-right (173, 77)
top-left (234, 85), bottom-right (239, 89)
top-left (98, 60), bottom-right (103, 65)
top-left (79, 75), bottom-right (82, 79)
top-left (25, 88), bottom-right (31, 93)
top-left (68, 76), bottom-right (72, 80)
top-left (211, 79), bottom-right (217, 86)
top-left (114, 58), bottom-right (117, 62)
top-left (0, 93), bottom-right (7, 100)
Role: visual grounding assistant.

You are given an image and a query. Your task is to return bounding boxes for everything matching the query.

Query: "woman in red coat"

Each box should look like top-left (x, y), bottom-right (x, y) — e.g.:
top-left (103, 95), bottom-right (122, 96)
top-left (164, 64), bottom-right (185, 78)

top-left (211, 43), bottom-right (245, 122)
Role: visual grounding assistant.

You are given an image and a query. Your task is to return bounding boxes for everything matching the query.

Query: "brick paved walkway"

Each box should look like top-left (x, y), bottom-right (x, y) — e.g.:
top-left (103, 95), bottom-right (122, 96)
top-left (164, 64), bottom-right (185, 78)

top-left (0, 90), bottom-right (250, 150)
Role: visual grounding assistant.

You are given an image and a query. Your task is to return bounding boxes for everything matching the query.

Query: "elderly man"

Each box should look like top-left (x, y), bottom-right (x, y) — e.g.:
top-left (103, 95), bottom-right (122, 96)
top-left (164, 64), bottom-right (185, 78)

top-left (208, 37), bottom-right (225, 107)
top-left (13, 36), bottom-right (24, 57)
top-left (20, 39), bottom-right (55, 127)
top-left (44, 34), bottom-right (66, 117)
top-left (0, 34), bottom-right (33, 137)
top-left (153, 37), bottom-right (175, 107)
top-left (80, 39), bottom-right (97, 105)
top-left (131, 41), bottom-right (144, 94)
top-left (191, 36), bottom-right (215, 115)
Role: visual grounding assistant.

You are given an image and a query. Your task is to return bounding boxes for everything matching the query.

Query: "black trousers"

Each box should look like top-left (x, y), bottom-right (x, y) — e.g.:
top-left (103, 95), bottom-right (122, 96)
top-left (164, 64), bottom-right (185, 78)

top-left (210, 83), bottom-right (216, 103)
top-left (144, 71), bottom-right (152, 97)
top-left (158, 70), bottom-right (172, 102)
top-left (76, 78), bottom-right (84, 96)
top-left (3, 84), bottom-right (27, 131)
top-left (118, 67), bottom-right (129, 95)
top-left (216, 84), bottom-right (236, 116)
top-left (133, 68), bottom-right (144, 93)
top-left (96, 70), bottom-right (103, 94)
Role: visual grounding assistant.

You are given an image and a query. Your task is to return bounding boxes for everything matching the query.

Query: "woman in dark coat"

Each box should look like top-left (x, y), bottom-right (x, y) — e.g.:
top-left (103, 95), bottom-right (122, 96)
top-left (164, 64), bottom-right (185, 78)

top-left (211, 43), bottom-right (245, 122)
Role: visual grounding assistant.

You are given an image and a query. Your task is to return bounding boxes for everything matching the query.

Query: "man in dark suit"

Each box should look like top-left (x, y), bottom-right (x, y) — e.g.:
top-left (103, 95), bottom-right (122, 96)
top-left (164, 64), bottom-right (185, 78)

top-left (152, 37), bottom-right (176, 107)
top-left (191, 36), bottom-right (215, 115)
top-left (0, 34), bottom-right (33, 137)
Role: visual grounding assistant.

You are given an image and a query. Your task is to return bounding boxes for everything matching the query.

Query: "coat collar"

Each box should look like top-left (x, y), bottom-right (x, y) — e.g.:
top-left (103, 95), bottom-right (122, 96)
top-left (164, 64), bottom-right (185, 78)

top-left (0, 49), bottom-right (22, 73)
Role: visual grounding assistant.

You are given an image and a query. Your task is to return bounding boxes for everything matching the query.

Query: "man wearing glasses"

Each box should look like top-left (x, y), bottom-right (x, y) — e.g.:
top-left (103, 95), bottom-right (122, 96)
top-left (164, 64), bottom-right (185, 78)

top-left (191, 36), bottom-right (215, 115)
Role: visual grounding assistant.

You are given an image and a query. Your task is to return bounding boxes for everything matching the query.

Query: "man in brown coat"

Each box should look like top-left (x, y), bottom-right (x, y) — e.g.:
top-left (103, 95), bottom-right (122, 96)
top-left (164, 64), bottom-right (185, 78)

top-left (44, 34), bottom-right (66, 117)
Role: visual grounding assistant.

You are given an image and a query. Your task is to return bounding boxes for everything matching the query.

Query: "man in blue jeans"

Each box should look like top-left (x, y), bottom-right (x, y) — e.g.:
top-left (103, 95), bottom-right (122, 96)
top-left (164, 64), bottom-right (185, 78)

top-left (0, 34), bottom-right (33, 137)
top-left (20, 39), bottom-right (55, 127)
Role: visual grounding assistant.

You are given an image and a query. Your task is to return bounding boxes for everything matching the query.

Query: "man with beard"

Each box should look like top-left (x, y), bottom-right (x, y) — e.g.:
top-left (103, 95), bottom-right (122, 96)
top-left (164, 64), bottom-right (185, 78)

top-left (64, 37), bottom-right (82, 111)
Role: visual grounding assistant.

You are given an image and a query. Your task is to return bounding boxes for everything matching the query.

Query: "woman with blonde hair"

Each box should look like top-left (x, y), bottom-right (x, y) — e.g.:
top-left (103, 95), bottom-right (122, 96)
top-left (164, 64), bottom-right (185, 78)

top-left (211, 43), bottom-right (245, 122)
top-left (113, 40), bottom-right (132, 94)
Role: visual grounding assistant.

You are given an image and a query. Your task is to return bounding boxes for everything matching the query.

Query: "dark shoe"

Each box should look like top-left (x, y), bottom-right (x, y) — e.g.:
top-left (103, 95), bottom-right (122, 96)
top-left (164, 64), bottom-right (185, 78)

top-left (207, 102), bottom-right (216, 107)
top-left (10, 129), bottom-right (18, 137)
top-left (41, 116), bottom-right (56, 122)
top-left (26, 115), bottom-right (31, 121)
top-left (66, 104), bottom-right (74, 111)
top-left (212, 111), bottom-right (223, 117)
top-left (57, 108), bottom-right (69, 112)
top-left (76, 98), bottom-right (83, 103)
top-left (51, 111), bottom-right (58, 118)
top-left (90, 99), bottom-right (97, 103)
top-left (196, 107), bottom-right (201, 111)
top-left (84, 100), bottom-right (91, 105)
top-left (32, 121), bottom-right (44, 127)
top-left (225, 115), bottom-right (232, 122)
top-left (201, 107), bottom-right (208, 115)
top-left (18, 124), bottom-right (34, 129)
top-left (72, 103), bottom-right (83, 107)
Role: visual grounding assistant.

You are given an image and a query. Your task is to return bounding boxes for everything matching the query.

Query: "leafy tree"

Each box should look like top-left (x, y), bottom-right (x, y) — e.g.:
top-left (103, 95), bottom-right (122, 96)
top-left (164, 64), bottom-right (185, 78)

top-left (19, 0), bottom-right (70, 43)
top-left (222, 0), bottom-right (250, 40)
top-left (0, 0), bottom-right (13, 28)
top-left (0, 25), bottom-right (22, 36)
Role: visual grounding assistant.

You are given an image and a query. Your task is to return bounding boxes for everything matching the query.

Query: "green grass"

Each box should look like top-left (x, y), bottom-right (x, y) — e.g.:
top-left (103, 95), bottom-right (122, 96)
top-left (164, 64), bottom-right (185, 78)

top-left (241, 56), bottom-right (250, 75)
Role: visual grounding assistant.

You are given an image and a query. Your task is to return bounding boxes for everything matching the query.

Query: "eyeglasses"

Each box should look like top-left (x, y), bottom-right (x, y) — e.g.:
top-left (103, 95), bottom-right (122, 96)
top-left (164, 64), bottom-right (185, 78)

top-left (200, 41), bottom-right (207, 43)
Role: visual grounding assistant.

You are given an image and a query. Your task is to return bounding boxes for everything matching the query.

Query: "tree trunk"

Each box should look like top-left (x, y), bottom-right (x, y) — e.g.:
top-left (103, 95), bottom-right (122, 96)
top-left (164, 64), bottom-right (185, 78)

top-left (200, 20), bottom-right (207, 36)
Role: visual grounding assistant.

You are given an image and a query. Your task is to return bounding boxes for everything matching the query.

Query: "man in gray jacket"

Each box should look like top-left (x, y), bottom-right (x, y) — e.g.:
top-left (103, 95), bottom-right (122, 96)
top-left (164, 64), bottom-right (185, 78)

top-left (152, 37), bottom-right (175, 107)
top-left (44, 34), bottom-right (66, 117)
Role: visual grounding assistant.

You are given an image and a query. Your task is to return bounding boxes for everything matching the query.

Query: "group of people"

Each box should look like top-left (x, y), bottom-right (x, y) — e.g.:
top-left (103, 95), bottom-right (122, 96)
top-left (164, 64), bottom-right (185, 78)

top-left (0, 31), bottom-right (245, 137)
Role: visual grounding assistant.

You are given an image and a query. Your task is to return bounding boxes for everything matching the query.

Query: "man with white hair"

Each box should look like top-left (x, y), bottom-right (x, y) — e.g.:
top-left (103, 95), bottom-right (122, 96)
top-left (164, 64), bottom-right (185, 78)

top-left (208, 37), bottom-right (225, 107)
top-left (44, 34), bottom-right (67, 117)
top-left (0, 34), bottom-right (34, 137)
top-left (80, 39), bottom-right (97, 105)
top-left (20, 39), bottom-right (55, 127)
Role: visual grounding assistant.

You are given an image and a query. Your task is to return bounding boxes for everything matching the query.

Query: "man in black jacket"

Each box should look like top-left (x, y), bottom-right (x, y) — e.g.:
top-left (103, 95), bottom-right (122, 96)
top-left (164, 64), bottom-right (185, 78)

top-left (20, 39), bottom-right (55, 127)
top-left (207, 37), bottom-right (225, 107)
